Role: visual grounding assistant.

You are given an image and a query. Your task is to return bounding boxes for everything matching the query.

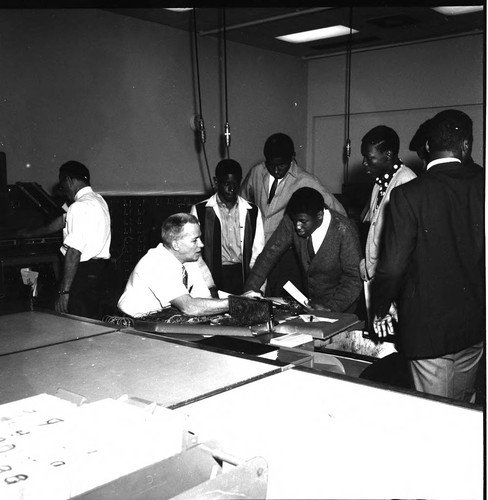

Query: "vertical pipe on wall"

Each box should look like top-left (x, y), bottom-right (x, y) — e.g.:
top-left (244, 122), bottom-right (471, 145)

top-left (192, 8), bottom-right (213, 188)
top-left (343, 7), bottom-right (353, 186)
top-left (222, 7), bottom-right (231, 157)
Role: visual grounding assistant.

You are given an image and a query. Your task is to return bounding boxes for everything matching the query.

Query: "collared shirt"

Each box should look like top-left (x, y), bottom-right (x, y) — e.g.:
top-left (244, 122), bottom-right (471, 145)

top-left (216, 196), bottom-right (242, 265)
top-left (61, 186), bottom-right (111, 262)
top-left (117, 243), bottom-right (211, 317)
top-left (309, 209), bottom-right (331, 254)
top-left (426, 157), bottom-right (461, 170)
top-left (240, 160), bottom-right (346, 242)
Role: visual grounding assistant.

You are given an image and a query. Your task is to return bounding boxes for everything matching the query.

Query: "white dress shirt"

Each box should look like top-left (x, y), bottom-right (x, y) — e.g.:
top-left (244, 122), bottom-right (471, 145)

top-left (61, 186), bottom-right (111, 262)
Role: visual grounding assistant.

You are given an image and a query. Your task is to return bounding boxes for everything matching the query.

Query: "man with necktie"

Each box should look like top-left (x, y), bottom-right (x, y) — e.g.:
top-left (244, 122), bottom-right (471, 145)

top-left (117, 213), bottom-right (229, 318)
top-left (243, 187), bottom-right (362, 313)
top-left (240, 133), bottom-right (346, 296)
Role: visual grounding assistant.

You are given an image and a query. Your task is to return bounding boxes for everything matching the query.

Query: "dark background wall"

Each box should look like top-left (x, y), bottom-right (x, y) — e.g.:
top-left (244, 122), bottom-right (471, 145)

top-left (0, 9), bottom-right (307, 195)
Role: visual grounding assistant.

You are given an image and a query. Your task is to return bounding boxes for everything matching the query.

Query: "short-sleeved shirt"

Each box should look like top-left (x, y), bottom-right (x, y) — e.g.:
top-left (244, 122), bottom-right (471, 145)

top-left (117, 243), bottom-right (211, 317)
top-left (61, 186), bottom-right (111, 262)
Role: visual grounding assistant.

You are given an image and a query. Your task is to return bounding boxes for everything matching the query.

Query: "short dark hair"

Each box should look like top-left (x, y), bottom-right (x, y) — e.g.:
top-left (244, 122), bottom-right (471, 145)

top-left (264, 133), bottom-right (295, 160)
top-left (215, 159), bottom-right (242, 180)
top-left (361, 126), bottom-right (400, 156)
top-left (161, 213), bottom-right (199, 247)
top-left (59, 161), bottom-right (90, 184)
top-left (286, 187), bottom-right (326, 217)
top-left (427, 109), bottom-right (473, 155)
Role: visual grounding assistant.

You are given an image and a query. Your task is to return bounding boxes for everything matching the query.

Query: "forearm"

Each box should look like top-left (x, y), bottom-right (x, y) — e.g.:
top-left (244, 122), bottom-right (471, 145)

top-left (60, 247), bottom-right (81, 291)
top-left (173, 297), bottom-right (229, 316)
top-left (17, 215), bottom-right (64, 238)
top-left (244, 217), bottom-right (292, 292)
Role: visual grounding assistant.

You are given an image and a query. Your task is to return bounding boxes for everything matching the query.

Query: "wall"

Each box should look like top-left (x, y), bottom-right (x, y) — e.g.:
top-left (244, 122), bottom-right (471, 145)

top-left (306, 34), bottom-right (484, 193)
top-left (0, 9), bottom-right (307, 195)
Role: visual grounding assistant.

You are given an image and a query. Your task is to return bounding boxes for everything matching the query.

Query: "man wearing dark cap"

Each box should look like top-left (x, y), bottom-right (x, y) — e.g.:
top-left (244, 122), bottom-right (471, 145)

top-left (372, 109), bottom-right (484, 402)
top-left (240, 132), bottom-right (346, 295)
top-left (244, 187), bottom-right (362, 313)
top-left (191, 159), bottom-right (264, 295)
top-left (409, 119), bottom-right (431, 168)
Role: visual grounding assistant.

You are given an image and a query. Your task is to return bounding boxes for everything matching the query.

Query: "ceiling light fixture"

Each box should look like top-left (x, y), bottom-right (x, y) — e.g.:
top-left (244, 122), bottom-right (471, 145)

top-left (164, 8), bottom-right (193, 13)
top-left (276, 25), bottom-right (358, 44)
top-left (431, 6), bottom-right (483, 16)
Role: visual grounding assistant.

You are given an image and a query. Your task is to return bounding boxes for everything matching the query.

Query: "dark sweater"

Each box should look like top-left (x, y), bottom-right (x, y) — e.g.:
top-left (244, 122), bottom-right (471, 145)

top-left (244, 210), bottom-right (363, 312)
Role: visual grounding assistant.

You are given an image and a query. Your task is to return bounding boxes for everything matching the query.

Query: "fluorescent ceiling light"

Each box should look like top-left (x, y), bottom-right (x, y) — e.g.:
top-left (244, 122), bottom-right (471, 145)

top-left (164, 8), bottom-right (193, 12)
top-left (276, 25), bottom-right (358, 44)
top-left (431, 6), bottom-right (483, 15)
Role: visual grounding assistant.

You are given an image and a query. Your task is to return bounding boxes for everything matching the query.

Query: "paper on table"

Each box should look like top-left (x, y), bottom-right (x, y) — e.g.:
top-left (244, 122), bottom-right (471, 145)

top-left (299, 314), bottom-right (338, 324)
top-left (283, 281), bottom-right (311, 310)
top-left (270, 332), bottom-right (314, 347)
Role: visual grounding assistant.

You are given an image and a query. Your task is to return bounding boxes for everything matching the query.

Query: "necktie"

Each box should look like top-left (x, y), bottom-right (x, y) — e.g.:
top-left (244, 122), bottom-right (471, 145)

top-left (307, 237), bottom-right (315, 261)
top-left (268, 177), bottom-right (278, 204)
top-left (182, 266), bottom-right (188, 289)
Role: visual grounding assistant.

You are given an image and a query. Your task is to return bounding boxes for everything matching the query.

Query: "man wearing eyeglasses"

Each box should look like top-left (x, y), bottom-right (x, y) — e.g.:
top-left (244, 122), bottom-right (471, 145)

top-left (240, 132), bottom-right (346, 296)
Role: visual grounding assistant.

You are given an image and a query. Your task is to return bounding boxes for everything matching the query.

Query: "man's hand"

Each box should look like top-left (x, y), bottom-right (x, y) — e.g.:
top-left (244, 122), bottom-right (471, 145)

top-left (373, 303), bottom-right (398, 337)
top-left (308, 302), bottom-right (331, 313)
top-left (55, 293), bottom-right (70, 314)
top-left (242, 290), bottom-right (263, 299)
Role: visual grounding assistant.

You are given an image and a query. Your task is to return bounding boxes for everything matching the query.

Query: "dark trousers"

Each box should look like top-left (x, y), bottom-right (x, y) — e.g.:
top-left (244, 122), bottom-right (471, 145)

top-left (220, 263), bottom-right (244, 295)
top-left (68, 259), bottom-right (108, 318)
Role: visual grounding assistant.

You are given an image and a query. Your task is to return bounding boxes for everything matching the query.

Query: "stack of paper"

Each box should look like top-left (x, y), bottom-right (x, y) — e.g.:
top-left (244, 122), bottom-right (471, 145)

top-left (270, 332), bottom-right (314, 348)
top-left (0, 393), bottom-right (188, 499)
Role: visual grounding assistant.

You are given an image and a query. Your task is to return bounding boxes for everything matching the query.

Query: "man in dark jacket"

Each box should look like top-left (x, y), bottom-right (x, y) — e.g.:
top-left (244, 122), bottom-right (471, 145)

top-left (372, 109), bottom-right (484, 402)
top-left (243, 187), bottom-right (362, 313)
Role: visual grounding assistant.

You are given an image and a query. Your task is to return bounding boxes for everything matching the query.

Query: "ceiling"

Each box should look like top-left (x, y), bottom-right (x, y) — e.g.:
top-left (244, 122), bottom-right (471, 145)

top-left (105, 6), bottom-right (485, 58)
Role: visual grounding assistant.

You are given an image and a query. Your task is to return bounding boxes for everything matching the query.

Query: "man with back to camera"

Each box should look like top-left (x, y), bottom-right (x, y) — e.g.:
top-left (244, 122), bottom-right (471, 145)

top-left (360, 125), bottom-right (416, 325)
top-left (117, 213), bottom-right (229, 318)
top-left (372, 109), bottom-right (484, 402)
top-left (190, 159), bottom-right (264, 295)
top-left (243, 187), bottom-right (362, 313)
top-left (410, 117), bottom-right (482, 171)
top-left (240, 132), bottom-right (346, 296)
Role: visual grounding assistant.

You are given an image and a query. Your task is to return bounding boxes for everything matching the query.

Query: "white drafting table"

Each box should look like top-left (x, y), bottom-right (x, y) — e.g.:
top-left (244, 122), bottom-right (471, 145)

top-left (0, 311), bottom-right (117, 355)
top-left (0, 329), bottom-right (281, 406)
top-left (179, 368), bottom-right (484, 499)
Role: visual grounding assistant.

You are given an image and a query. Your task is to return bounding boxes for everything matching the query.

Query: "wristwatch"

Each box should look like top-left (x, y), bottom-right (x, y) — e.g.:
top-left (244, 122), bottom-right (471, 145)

top-left (58, 290), bottom-right (70, 295)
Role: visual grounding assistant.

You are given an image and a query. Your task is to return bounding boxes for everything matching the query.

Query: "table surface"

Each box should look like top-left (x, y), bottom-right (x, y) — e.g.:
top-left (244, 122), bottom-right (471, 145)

top-left (180, 368), bottom-right (484, 500)
top-left (0, 329), bottom-right (282, 407)
top-left (0, 311), bottom-right (117, 355)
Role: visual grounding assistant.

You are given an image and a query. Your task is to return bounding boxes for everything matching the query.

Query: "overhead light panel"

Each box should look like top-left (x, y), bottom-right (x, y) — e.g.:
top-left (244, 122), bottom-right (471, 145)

top-left (276, 25), bottom-right (358, 44)
top-left (431, 6), bottom-right (483, 16)
top-left (164, 8), bottom-right (193, 13)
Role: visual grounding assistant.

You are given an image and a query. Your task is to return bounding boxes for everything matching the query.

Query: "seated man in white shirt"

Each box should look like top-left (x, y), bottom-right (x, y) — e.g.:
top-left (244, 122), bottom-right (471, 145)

top-left (117, 213), bottom-right (229, 318)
